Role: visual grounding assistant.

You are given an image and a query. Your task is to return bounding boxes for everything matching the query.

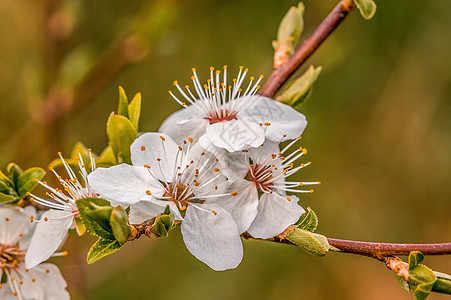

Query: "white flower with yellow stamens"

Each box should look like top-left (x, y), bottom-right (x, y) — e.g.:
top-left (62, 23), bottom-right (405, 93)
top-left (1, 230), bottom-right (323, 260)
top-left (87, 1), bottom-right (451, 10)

top-left (209, 138), bottom-right (320, 239)
top-left (25, 151), bottom-right (97, 269)
top-left (88, 132), bottom-right (243, 271)
top-left (0, 205), bottom-right (69, 300)
top-left (159, 66), bottom-right (307, 152)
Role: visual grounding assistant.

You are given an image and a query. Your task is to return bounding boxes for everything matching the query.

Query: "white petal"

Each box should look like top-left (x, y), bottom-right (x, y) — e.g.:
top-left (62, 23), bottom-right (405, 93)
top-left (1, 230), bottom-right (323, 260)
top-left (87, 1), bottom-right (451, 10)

top-left (181, 204), bottom-right (243, 271)
top-left (248, 193), bottom-right (305, 239)
top-left (159, 107), bottom-right (209, 144)
top-left (130, 132), bottom-right (179, 181)
top-left (239, 96), bottom-right (307, 142)
top-left (248, 140), bottom-right (280, 164)
top-left (207, 179), bottom-right (259, 233)
top-left (21, 263), bottom-right (70, 300)
top-left (206, 118), bottom-right (265, 152)
top-left (25, 210), bottom-right (73, 269)
top-left (88, 164), bottom-right (164, 206)
top-left (129, 199), bottom-right (182, 224)
top-left (0, 205), bottom-right (36, 245)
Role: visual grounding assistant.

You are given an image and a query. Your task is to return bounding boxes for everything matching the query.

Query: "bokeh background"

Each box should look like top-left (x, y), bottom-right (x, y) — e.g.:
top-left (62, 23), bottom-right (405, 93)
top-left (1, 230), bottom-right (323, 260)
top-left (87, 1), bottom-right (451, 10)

top-left (1, 0), bottom-right (450, 299)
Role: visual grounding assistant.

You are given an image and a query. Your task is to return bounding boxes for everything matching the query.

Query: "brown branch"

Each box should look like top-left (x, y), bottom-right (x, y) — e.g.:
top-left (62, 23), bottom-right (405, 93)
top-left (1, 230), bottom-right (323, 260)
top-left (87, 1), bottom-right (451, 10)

top-left (241, 233), bottom-right (451, 260)
top-left (327, 239), bottom-right (451, 260)
top-left (259, 0), bottom-right (355, 98)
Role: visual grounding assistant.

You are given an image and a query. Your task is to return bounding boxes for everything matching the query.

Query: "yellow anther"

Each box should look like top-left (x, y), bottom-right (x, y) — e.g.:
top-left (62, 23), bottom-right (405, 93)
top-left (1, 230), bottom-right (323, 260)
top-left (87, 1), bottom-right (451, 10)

top-left (141, 146), bottom-right (146, 151)
top-left (244, 68), bottom-right (248, 72)
top-left (146, 190), bottom-right (151, 195)
top-left (264, 122), bottom-right (271, 126)
top-left (231, 191), bottom-right (238, 196)
top-left (185, 85), bottom-right (189, 89)
top-left (214, 168), bottom-right (219, 172)
top-left (192, 67), bottom-right (196, 72)
top-left (210, 66), bottom-right (214, 71)
top-left (144, 164), bottom-right (150, 168)
top-left (317, 181), bottom-right (321, 185)
top-left (260, 74), bottom-right (264, 79)
top-left (223, 65), bottom-right (227, 69)
top-left (188, 137), bottom-right (193, 143)
top-left (299, 182), bottom-right (304, 186)
top-left (212, 210), bottom-right (217, 215)
top-left (302, 148), bottom-right (308, 154)
top-left (310, 189), bottom-right (314, 193)
top-left (57, 151), bottom-right (62, 156)
top-left (173, 80), bottom-right (178, 86)
top-left (160, 136), bottom-right (166, 141)
top-left (250, 76), bottom-right (254, 80)
top-left (180, 205), bottom-right (187, 211)
top-left (44, 217), bottom-right (48, 222)
top-left (286, 196), bottom-right (291, 201)
top-left (168, 90), bottom-right (173, 94)
top-left (5, 218), bottom-right (9, 222)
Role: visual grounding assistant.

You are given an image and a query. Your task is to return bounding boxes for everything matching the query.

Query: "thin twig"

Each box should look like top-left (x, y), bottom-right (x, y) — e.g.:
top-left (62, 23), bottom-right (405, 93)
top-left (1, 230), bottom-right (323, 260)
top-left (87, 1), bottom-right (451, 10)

top-left (241, 233), bottom-right (451, 260)
top-left (259, 0), bottom-right (355, 98)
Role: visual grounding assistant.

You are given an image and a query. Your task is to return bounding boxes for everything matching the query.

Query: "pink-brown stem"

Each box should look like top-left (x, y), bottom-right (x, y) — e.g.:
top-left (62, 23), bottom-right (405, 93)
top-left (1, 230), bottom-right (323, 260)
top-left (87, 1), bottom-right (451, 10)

top-left (259, 0), bottom-right (355, 98)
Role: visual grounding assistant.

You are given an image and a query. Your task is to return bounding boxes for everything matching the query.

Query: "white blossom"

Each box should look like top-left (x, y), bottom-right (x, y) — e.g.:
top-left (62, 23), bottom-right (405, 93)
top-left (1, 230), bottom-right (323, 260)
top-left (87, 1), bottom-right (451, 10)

top-left (159, 66), bottom-right (307, 152)
top-left (25, 151), bottom-right (97, 269)
top-left (88, 132), bottom-right (243, 271)
top-left (0, 205), bottom-right (69, 300)
top-left (209, 138), bottom-right (319, 238)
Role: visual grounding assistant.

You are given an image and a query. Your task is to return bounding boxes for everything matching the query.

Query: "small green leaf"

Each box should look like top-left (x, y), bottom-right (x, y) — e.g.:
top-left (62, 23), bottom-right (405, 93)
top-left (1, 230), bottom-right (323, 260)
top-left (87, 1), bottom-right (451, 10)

top-left (6, 163), bottom-right (23, 185)
top-left (97, 146), bottom-right (117, 167)
top-left (396, 275), bottom-right (410, 292)
top-left (286, 228), bottom-right (330, 256)
top-left (117, 86), bottom-right (129, 118)
top-left (76, 197), bottom-right (115, 239)
top-left (110, 206), bottom-right (130, 244)
top-left (432, 272), bottom-right (451, 295)
top-left (0, 192), bottom-right (18, 204)
top-left (106, 113), bottom-right (138, 165)
top-left (276, 2), bottom-right (304, 48)
top-left (74, 216), bottom-right (86, 236)
top-left (87, 238), bottom-right (122, 264)
top-left (0, 171), bottom-right (16, 196)
top-left (128, 92), bottom-right (142, 131)
top-left (279, 65), bottom-right (322, 109)
top-left (296, 207), bottom-right (318, 232)
top-left (409, 251), bottom-right (425, 270)
top-left (70, 142), bottom-right (91, 167)
top-left (409, 264), bottom-right (437, 300)
top-left (16, 167), bottom-right (46, 198)
top-left (354, 0), bottom-right (376, 20)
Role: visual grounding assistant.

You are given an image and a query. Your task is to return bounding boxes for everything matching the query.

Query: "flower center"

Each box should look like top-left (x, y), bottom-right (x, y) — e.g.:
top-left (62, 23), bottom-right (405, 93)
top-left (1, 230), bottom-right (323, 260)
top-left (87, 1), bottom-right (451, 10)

top-left (206, 110), bottom-right (237, 124)
top-left (0, 244), bottom-right (24, 272)
top-left (247, 163), bottom-right (274, 193)
top-left (163, 183), bottom-right (199, 210)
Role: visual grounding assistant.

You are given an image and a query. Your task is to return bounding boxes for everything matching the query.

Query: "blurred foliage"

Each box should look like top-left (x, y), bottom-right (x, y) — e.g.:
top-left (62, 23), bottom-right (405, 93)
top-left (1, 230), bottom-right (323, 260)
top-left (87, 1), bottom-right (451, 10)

top-left (0, 0), bottom-right (450, 299)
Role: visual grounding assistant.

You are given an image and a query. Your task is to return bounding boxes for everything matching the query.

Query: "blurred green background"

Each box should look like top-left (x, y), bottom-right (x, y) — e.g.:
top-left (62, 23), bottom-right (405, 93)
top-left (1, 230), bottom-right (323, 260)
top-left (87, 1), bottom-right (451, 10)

top-left (1, 0), bottom-right (450, 299)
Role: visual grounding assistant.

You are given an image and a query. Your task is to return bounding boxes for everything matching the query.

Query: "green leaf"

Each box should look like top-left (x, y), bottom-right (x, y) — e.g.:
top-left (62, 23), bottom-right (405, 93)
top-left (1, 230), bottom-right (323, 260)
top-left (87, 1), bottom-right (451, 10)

top-left (110, 206), bottom-right (130, 244)
top-left (150, 210), bottom-right (175, 238)
top-left (279, 65), bottom-right (322, 109)
top-left (70, 142), bottom-right (91, 167)
top-left (432, 272), bottom-right (451, 295)
top-left (16, 167), bottom-right (46, 198)
top-left (286, 228), bottom-right (330, 256)
top-left (117, 86), bottom-right (129, 118)
top-left (354, 0), bottom-right (376, 20)
top-left (106, 113), bottom-right (138, 165)
top-left (276, 2), bottom-right (304, 48)
top-left (409, 265), bottom-right (437, 300)
top-left (76, 197), bottom-right (115, 239)
top-left (409, 251), bottom-right (425, 270)
top-left (87, 238), bottom-right (122, 264)
top-left (0, 192), bottom-right (18, 204)
top-left (396, 275), bottom-right (410, 292)
top-left (296, 207), bottom-right (318, 232)
top-left (0, 171), bottom-right (16, 196)
top-left (6, 163), bottom-right (23, 185)
top-left (74, 216), bottom-right (86, 236)
top-left (97, 146), bottom-right (117, 167)
top-left (128, 92), bottom-right (142, 130)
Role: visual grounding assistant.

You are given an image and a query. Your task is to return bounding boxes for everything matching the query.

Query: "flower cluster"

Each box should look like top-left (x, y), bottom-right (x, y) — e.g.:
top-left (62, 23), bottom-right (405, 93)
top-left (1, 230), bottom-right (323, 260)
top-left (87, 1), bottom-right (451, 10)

top-left (15, 66), bottom-right (317, 288)
top-left (0, 205), bottom-right (69, 300)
